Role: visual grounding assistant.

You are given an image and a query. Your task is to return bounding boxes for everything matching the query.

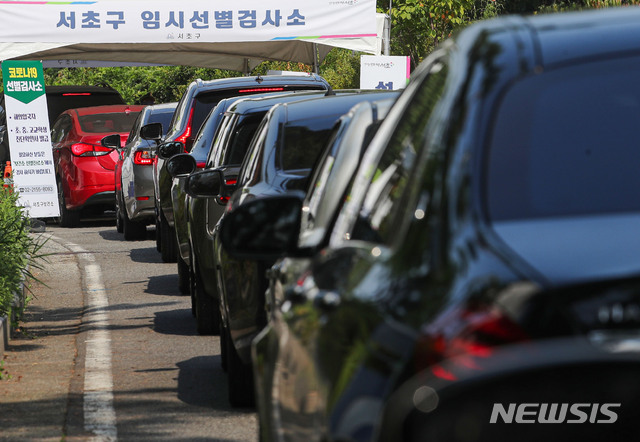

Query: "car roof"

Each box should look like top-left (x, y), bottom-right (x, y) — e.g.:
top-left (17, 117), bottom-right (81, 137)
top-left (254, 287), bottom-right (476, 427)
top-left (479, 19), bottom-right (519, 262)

top-left (226, 90), bottom-right (332, 115)
top-left (190, 74), bottom-right (330, 94)
top-left (145, 102), bottom-right (178, 114)
top-left (68, 104), bottom-right (146, 116)
top-left (44, 85), bottom-right (123, 96)
top-left (274, 90), bottom-right (400, 123)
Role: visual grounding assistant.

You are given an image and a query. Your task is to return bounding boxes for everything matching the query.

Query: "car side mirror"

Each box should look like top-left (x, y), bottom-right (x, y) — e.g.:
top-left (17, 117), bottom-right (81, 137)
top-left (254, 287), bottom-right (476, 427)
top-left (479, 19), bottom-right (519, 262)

top-left (157, 141), bottom-right (184, 159)
top-left (166, 153), bottom-right (197, 178)
top-left (100, 133), bottom-right (121, 150)
top-left (185, 168), bottom-right (224, 198)
top-left (220, 194), bottom-right (304, 260)
top-left (140, 122), bottom-right (163, 142)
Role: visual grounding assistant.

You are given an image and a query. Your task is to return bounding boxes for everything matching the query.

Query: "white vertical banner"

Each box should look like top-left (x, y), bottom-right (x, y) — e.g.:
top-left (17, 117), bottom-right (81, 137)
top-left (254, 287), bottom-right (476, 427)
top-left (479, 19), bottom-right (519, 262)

top-left (360, 55), bottom-right (411, 91)
top-left (2, 60), bottom-right (60, 218)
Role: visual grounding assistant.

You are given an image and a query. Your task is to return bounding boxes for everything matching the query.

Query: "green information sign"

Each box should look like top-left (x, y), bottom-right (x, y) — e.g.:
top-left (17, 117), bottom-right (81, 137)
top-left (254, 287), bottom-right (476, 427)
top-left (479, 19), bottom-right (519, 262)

top-left (2, 60), bottom-right (59, 218)
top-left (2, 60), bottom-right (46, 104)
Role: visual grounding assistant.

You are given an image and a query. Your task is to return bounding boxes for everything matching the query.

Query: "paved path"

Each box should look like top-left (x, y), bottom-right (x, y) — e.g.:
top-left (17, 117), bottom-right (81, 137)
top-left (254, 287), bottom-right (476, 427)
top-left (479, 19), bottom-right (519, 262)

top-left (0, 233), bottom-right (85, 441)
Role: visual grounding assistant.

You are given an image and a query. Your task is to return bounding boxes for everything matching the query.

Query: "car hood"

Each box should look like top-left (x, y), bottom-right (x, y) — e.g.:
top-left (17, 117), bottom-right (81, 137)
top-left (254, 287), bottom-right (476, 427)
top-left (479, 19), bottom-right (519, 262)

top-left (492, 213), bottom-right (640, 286)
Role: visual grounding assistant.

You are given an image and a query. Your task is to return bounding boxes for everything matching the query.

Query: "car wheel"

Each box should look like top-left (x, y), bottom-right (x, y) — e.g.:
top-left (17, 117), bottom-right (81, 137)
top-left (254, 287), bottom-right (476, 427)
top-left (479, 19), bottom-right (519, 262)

top-left (194, 269), bottom-right (219, 335)
top-left (115, 200), bottom-right (124, 233)
top-left (155, 214), bottom-right (162, 252)
top-left (177, 254), bottom-right (190, 295)
top-left (123, 208), bottom-right (147, 241)
top-left (159, 213), bottom-right (178, 263)
top-left (57, 179), bottom-right (80, 228)
top-left (226, 327), bottom-right (255, 407)
top-left (220, 323), bottom-right (228, 372)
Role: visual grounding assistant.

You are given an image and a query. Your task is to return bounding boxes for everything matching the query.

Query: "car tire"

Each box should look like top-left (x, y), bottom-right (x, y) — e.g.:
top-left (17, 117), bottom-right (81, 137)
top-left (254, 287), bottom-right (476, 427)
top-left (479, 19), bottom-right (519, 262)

top-left (57, 179), bottom-right (80, 228)
top-left (115, 199), bottom-right (124, 234)
top-left (123, 208), bottom-right (147, 241)
top-left (220, 323), bottom-right (228, 373)
top-left (226, 327), bottom-right (255, 408)
top-left (159, 213), bottom-right (178, 263)
top-left (177, 254), bottom-right (190, 295)
top-left (194, 269), bottom-right (219, 335)
top-left (155, 206), bottom-right (162, 253)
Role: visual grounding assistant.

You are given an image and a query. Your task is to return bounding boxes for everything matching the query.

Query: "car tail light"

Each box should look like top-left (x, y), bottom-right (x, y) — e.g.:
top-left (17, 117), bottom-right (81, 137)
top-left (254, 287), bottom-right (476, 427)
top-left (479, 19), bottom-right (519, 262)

top-left (196, 161), bottom-right (206, 169)
top-left (415, 304), bottom-right (529, 381)
top-left (238, 87), bottom-right (285, 93)
top-left (136, 196), bottom-right (150, 201)
top-left (62, 93), bottom-right (91, 96)
top-left (134, 151), bottom-right (154, 165)
top-left (71, 143), bottom-right (111, 157)
top-left (175, 107), bottom-right (194, 148)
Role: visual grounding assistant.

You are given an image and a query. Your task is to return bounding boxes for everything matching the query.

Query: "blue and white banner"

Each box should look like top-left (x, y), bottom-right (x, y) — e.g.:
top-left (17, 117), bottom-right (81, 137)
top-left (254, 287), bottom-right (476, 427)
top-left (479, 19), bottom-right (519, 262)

top-left (0, 0), bottom-right (376, 44)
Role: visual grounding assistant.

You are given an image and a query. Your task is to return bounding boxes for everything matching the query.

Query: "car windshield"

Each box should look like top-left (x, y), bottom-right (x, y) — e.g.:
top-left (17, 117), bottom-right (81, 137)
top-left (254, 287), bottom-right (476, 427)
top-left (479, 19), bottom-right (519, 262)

top-left (79, 111), bottom-right (141, 133)
top-left (487, 56), bottom-right (640, 221)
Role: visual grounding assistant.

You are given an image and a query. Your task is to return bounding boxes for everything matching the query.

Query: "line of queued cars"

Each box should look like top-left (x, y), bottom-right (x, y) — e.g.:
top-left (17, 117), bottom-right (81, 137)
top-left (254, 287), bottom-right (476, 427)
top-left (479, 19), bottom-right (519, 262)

top-left (51, 6), bottom-right (640, 440)
top-left (162, 7), bottom-right (640, 442)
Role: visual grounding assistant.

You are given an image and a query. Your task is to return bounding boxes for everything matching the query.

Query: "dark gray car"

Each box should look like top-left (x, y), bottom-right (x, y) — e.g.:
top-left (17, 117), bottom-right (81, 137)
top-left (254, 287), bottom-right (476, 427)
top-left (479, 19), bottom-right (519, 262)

top-left (115, 102), bottom-right (177, 240)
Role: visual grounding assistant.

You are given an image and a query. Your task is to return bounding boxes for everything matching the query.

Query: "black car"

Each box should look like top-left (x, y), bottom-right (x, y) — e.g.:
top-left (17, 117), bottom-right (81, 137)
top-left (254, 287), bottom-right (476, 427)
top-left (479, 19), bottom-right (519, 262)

top-left (219, 8), bottom-right (640, 441)
top-left (153, 74), bottom-right (330, 263)
top-left (171, 90), bottom-right (338, 333)
top-left (187, 90), bottom-right (399, 407)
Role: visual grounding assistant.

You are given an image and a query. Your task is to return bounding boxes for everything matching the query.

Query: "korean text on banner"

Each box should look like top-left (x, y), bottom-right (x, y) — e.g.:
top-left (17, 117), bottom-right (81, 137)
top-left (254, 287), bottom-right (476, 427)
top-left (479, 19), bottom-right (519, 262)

top-left (360, 55), bottom-right (411, 91)
top-left (0, 0), bottom-right (377, 44)
top-left (2, 60), bottom-right (60, 218)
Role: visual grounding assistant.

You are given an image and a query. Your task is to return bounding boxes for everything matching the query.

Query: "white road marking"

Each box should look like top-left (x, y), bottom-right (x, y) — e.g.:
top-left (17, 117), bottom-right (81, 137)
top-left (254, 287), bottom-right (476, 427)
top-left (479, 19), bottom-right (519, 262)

top-left (64, 241), bottom-right (118, 441)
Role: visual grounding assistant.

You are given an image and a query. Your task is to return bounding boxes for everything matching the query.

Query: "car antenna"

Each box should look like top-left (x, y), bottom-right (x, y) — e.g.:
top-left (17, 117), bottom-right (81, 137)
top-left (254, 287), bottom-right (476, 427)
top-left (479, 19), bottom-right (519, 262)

top-left (255, 75), bottom-right (264, 84)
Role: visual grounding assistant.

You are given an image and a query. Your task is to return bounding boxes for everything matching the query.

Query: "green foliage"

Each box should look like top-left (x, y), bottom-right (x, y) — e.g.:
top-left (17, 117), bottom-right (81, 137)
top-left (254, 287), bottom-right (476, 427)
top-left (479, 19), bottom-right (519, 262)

top-left (0, 187), bottom-right (46, 317)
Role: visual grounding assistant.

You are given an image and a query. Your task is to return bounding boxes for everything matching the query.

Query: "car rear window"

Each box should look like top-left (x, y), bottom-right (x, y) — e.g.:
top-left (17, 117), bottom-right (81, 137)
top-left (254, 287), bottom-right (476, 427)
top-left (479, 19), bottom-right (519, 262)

top-left (486, 56), bottom-right (640, 221)
top-left (47, 92), bottom-right (125, 124)
top-left (79, 111), bottom-right (141, 133)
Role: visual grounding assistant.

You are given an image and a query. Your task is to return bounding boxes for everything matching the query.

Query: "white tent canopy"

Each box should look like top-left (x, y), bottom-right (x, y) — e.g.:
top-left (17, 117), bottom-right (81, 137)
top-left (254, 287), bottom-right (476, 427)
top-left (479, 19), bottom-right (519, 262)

top-left (0, 0), bottom-right (385, 72)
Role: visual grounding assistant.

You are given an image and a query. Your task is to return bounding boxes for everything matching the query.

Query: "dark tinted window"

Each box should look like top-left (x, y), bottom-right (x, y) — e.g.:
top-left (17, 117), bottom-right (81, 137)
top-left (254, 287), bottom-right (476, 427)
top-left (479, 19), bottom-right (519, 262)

top-left (279, 115), bottom-right (336, 172)
top-left (487, 56), bottom-right (640, 221)
top-left (224, 113), bottom-right (266, 165)
top-left (47, 92), bottom-right (124, 124)
top-left (78, 112), bottom-right (141, 133)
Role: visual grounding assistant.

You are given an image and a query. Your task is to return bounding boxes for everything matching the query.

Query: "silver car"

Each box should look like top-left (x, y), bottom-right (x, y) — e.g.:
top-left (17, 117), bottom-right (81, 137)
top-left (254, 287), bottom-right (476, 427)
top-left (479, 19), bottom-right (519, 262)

top-left (115, 102), bottom-right (177, 240)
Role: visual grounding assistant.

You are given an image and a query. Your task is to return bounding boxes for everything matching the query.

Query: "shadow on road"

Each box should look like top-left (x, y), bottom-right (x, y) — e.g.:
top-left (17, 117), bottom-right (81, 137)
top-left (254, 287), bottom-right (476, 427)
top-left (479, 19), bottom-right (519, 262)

top-left (130, 247), bottom-right (165, 264)
top-left (154, 307), bottom-right (197, 336)
top-left (146, 274), bottom-right (184, 296)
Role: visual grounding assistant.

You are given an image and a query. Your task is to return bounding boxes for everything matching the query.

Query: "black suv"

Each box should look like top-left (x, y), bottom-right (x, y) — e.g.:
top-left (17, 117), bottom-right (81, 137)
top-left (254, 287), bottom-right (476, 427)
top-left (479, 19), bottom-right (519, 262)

top-left (152, 74), bottom-right (331, 263)
top-left (1, 84), bottom-right (125, 174)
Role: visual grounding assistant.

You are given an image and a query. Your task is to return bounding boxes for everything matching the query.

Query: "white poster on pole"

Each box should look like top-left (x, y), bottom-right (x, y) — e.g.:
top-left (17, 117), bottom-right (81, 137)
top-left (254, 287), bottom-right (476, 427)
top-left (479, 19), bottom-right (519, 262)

top-left (2, 61), bottom-right (60, 219)
top-left (360, 55), bottom-right (410, 91)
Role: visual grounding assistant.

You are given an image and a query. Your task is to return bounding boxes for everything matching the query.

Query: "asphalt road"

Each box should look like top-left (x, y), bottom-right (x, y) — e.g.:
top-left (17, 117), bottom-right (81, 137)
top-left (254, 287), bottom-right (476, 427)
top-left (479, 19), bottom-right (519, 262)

top-left (0, 215), bottom-right (257, 441)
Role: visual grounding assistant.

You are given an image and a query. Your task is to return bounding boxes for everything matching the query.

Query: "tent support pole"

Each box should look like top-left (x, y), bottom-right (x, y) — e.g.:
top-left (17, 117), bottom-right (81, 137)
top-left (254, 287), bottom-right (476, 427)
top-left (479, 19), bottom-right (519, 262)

top-left (244, 58), bottom-right (250, 76)
top-left (313, 43), bottom-right (319, 74)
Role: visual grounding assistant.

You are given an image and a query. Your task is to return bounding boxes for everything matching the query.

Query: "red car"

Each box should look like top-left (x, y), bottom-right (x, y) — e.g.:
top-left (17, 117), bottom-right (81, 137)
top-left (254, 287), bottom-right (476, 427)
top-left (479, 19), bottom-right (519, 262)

top-left (51, 104), bottom-right (145, 227)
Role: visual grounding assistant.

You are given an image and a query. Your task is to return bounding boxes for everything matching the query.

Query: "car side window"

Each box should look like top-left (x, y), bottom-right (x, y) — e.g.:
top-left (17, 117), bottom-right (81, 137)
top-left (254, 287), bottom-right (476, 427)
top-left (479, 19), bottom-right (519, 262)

top-left (126, 111), bottom-right (143, 145)
top-left (349, 59), bottom-right (449, 246)
top-left (237, 116), bottom-right (269, 187)
top-left (51, 115), bottom-right (71, 144)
